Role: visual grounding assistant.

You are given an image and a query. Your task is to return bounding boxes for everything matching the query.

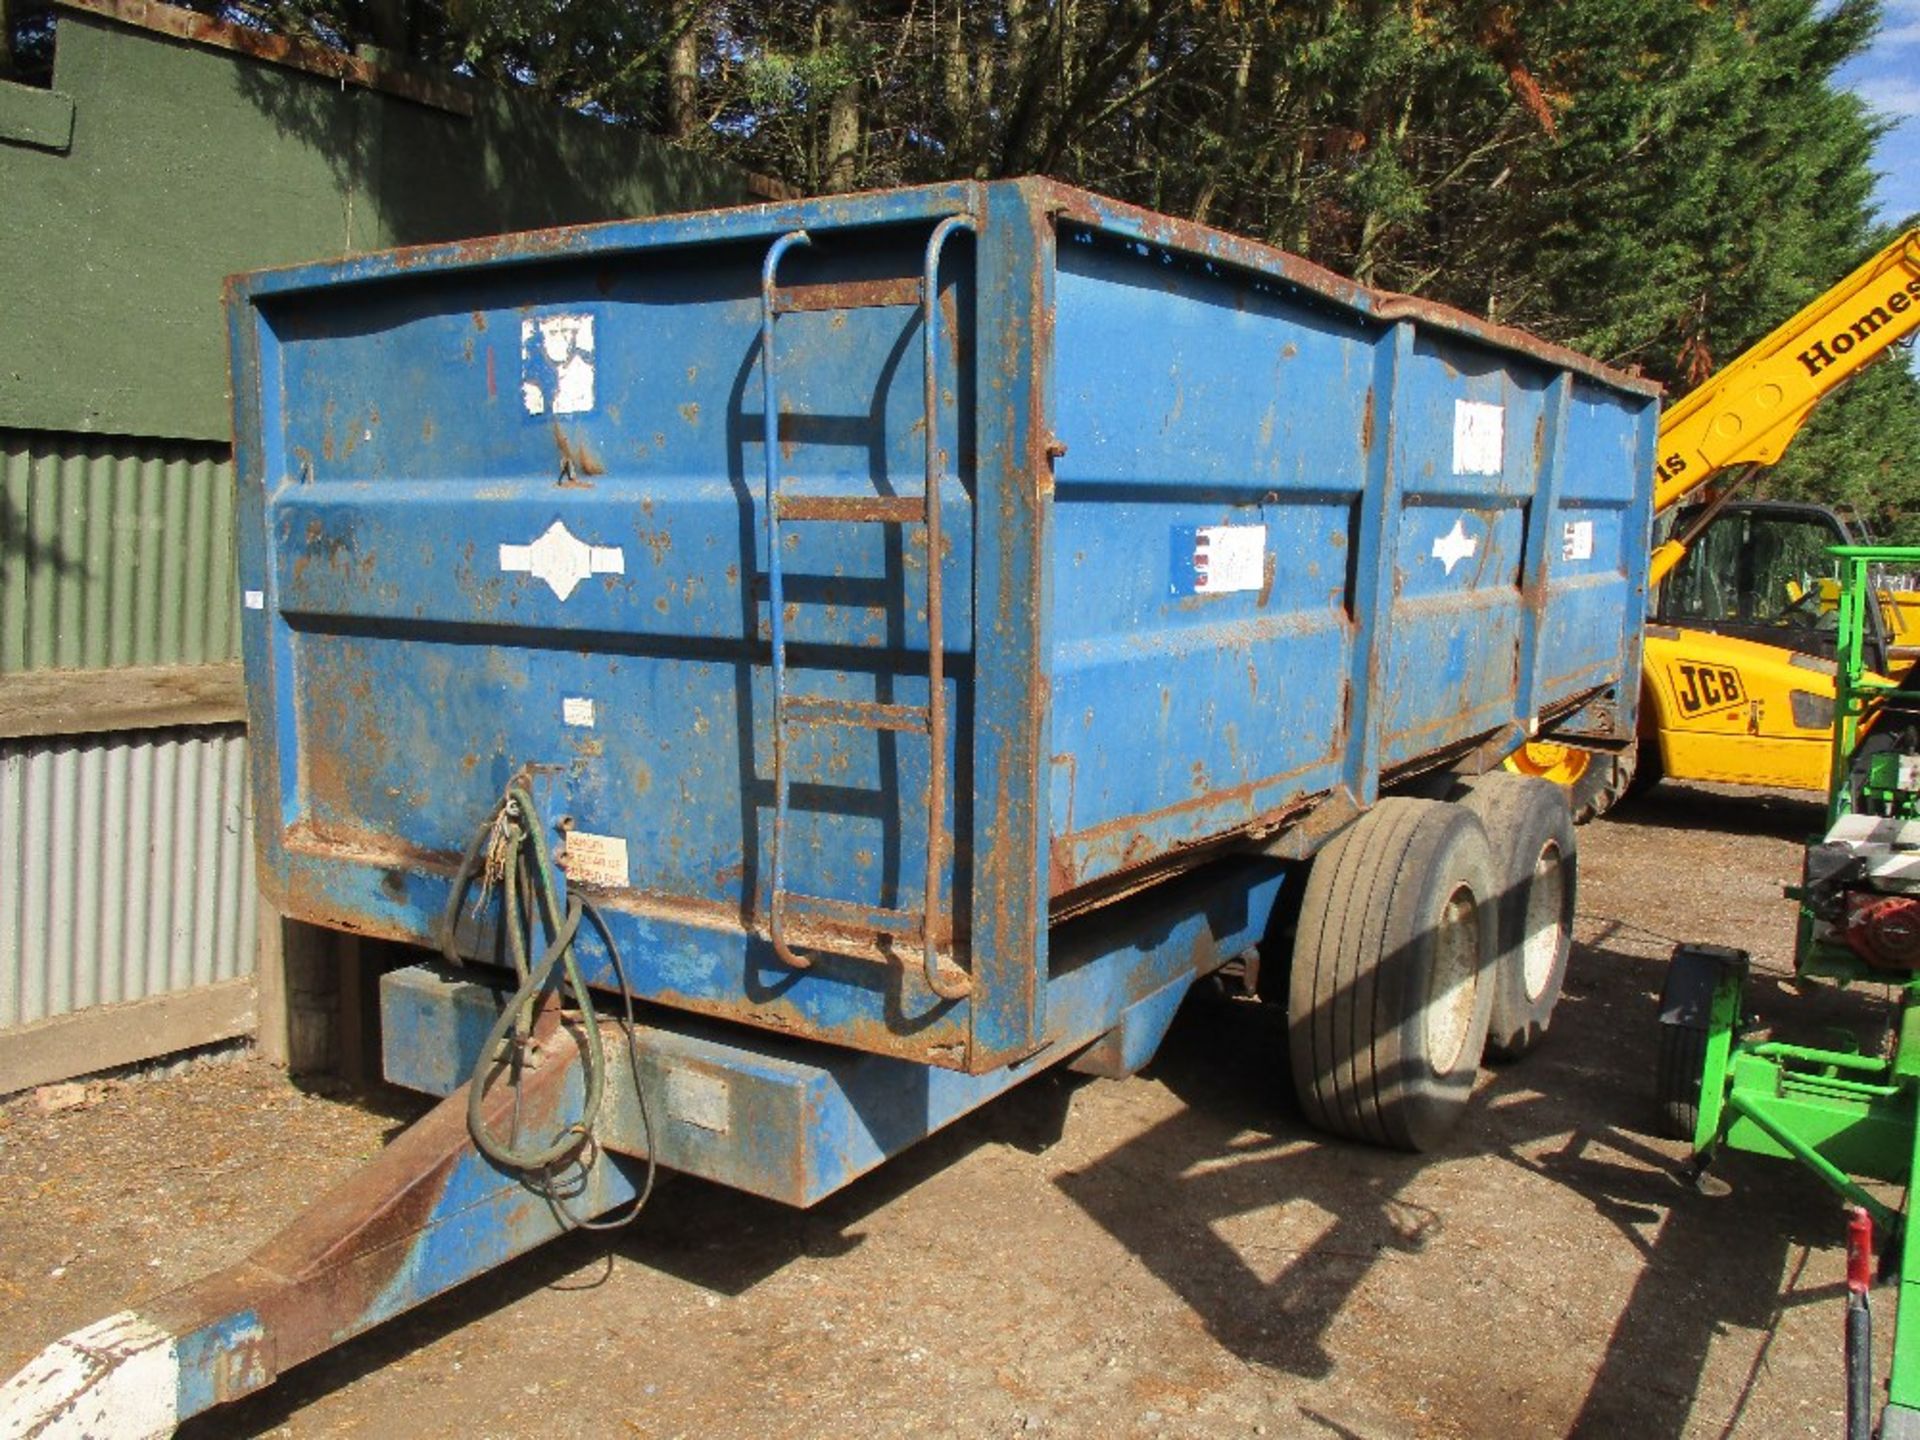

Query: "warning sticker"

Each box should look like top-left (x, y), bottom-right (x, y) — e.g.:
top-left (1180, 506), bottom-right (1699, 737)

top-left (1169, 523), bottom-right (1268, 596)
top-left (560, 831), bottom-right (629, 889)
top-left (562, 697), bottom-right (596, 728)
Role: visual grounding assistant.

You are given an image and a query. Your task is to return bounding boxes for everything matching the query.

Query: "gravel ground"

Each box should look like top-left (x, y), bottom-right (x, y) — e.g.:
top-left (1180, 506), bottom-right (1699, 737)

top-left (0, 780), bottom-right (1900, 1439)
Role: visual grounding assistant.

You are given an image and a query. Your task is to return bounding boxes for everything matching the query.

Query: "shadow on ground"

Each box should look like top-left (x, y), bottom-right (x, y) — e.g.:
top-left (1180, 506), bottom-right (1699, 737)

top-left (186, 899), bottom-right (1884, 1439)
top-left (1606, 779), bottom-right (1826, 845)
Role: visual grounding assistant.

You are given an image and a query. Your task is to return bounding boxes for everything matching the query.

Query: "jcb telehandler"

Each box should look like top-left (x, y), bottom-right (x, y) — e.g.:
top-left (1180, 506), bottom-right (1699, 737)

top-left (1510, 228), bottom-right (1920, 818)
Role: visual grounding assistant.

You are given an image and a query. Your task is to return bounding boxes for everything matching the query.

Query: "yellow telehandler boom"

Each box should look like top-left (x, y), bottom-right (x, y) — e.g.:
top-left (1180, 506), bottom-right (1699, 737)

top-left (1649, 229), bottom-right (1920, 582)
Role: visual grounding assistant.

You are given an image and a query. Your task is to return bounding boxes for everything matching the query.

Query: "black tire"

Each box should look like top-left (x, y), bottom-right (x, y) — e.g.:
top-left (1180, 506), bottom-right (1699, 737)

top-left (1626, 737), bottom-right (1662, 799)
top-left (1449, 774), bottom-right (1576, 1061)
top-left (1568, 743), bottom-right (1638, 824)
top-left (1287, 798), bottom-right (1499, 1152)
top-left (1655, 1022), bottom-right (1706, 1141)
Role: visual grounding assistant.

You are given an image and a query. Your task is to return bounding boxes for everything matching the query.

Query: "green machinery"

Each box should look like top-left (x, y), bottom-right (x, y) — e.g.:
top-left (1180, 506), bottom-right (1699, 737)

top-left (1660, 544), bottom-right (1920, 1437)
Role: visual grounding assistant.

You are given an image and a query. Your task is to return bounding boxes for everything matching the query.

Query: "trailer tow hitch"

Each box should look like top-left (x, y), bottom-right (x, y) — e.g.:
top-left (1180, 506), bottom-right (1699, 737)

top-left (0, 780), bottom-right (657, 1438)
top-left (0, 1018), bottom-right (642, 1439)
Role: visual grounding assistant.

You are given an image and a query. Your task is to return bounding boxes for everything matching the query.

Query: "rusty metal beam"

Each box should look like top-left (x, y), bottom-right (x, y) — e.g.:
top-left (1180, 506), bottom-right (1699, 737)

top-left (771, 276), bottom-right (924, 312)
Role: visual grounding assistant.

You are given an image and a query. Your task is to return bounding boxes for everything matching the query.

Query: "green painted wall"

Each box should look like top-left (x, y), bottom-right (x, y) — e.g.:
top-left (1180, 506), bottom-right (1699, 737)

top-left (2, 433), bottom-right (238, 673)
top-left (0, 10), bottom-right (758, 443)
top-left (0, 7), bottom-right (763, 677)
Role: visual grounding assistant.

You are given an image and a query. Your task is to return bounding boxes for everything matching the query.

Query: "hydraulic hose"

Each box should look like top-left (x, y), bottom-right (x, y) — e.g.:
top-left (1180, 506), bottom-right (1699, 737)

top-left (440, 782), bottom-right (655, 1225)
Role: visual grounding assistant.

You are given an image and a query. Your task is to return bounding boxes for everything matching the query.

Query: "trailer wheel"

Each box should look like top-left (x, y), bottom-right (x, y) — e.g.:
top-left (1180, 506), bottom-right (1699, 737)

top-left (1450, 774), bottom-right (1576, 1061)
top-left (1654, 1022), bottom-right (1706, 1141)
top-left (1287, 798), bottom-right (1498, 1152)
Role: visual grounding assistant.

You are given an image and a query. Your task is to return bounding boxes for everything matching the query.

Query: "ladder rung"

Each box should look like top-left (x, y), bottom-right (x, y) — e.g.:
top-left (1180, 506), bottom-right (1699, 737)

top-left (771, 277), bottom-right (925, 313)
top-left (783, 697), bottom-right (931, 733)
top-left (777, 494), bottom-right (925, 524)
top-left (779, 891), bottom-right (923, 938)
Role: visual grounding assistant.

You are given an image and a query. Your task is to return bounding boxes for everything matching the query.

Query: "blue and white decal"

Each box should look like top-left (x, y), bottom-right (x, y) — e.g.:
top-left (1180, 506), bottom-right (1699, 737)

top-left (1169, 523), bottom-right (1267, 596)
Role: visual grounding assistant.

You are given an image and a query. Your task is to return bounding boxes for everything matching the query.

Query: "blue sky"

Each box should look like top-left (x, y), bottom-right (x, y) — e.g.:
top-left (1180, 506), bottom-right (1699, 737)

top-left (1839, 0), bottom-right (1920, 224)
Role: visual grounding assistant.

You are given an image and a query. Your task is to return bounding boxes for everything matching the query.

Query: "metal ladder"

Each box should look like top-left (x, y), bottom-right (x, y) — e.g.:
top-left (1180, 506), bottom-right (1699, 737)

top-left (758, 216), bottom-right (975, 1000)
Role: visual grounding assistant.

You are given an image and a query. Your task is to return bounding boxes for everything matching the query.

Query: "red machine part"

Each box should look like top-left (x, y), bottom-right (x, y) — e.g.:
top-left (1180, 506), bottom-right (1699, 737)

top-left (1846, 1206), bottom-right (1875, 1440)
top-left (1842, 891), bottom-right (1920, 969)
top-left (1848, 1206), bottom-right (1875, 1296)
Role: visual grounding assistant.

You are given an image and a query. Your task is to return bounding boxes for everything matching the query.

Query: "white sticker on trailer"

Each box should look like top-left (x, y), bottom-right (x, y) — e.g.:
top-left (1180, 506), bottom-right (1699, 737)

top-left (1452, 399), bottom-right (1505, 475)
top-left (560, 831), bottom-right (629, 889)
top-left (1431, 517), bottom-right (1478, 575)
top-left (499, 519), bottom-right (624, 601)
top-left (1562, 519), bottom-right (1595, 562)
top-left (1187, 524), bottom-right (1268, 594)
top-left (562, 696), bottom-right (596, 728)
top-left (520, 313), bottom-right (596, 416)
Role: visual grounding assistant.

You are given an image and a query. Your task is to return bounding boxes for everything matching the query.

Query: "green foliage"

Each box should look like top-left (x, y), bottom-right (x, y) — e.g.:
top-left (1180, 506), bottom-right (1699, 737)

top-left (24, 0), bottom-right (1906, 527)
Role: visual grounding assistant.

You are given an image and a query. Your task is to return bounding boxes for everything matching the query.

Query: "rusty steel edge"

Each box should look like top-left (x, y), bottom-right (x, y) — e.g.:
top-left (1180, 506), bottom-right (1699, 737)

top-left (222, 175), bottom-right (1660, 407)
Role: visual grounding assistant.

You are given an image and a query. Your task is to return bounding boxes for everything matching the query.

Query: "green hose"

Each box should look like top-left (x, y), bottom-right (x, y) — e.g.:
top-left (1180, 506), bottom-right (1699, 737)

top-left (441, 783), bottom-right (653, 1218)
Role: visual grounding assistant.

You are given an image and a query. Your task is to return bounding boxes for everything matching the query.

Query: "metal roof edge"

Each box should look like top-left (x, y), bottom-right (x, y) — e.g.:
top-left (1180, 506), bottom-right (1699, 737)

top-left (54, 0), bottom-right (475, 115)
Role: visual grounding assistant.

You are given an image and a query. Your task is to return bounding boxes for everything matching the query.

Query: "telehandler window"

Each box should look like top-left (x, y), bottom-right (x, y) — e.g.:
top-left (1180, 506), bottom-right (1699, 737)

top-left (1660, 507), bottom-right (1850, 632)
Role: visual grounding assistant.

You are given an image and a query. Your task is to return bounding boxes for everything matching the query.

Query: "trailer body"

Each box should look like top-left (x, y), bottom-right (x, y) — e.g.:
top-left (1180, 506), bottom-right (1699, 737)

top-left (230, 177), bottom-right (1657, 1094)
top-left (0, 179), bottom-right (1662, 1440)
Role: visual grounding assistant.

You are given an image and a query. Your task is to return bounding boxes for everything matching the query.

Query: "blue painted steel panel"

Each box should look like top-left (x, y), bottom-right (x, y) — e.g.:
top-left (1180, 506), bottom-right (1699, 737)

top-left (228, 178), bottom-right (1659, 1079)
top-left (379, 856), bottom-right (1283, 1206)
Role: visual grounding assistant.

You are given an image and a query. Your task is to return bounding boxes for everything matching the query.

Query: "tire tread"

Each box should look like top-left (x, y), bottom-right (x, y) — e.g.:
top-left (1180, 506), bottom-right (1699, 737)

top-left (1288, 798), bottom-right (1496, 1152)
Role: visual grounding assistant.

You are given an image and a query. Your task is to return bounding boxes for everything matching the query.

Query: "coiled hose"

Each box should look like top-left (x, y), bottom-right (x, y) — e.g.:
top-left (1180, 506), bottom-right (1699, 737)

top-left (439, 782), bottom-right (655, 1228)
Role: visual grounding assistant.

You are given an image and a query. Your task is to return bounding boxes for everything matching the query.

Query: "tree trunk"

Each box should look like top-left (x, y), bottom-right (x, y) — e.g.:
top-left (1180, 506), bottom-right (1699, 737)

top-left (998, 0), bottom-right (1045, 174)
top-left (667, 11), bottom-right (699, 140)
top-left (941, 0), bottom-right (971, 171)
top-left (823, 0), bottom-right (862, 191)
top-left (1352, 92), bottom-right (1416, 288)
top-left (1191, 36), bottom-right (1253, 225)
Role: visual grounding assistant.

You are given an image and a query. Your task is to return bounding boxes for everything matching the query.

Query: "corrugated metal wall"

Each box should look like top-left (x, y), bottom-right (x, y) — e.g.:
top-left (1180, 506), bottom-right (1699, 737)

top-left (0, 725), bottom-right (256, 1030)
top-left (1, 431), bottom-right (239, 673)
top-left (1, 427), bottom-right (254, 1083)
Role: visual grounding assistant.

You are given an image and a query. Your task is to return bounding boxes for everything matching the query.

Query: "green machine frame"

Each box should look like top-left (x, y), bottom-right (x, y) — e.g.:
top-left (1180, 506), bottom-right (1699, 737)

top-left (1677, 544), bottom-right (1920, 1434)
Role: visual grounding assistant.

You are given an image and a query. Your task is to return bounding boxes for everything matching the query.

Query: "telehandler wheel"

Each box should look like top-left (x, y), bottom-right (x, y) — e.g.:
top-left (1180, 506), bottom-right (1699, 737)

top-left (1504, 741), bottom-right (1643, 823)
top-left (1450, 773), bottom-right (1576, 1061)
top-left (1567, 746), bottom-right (1637, 824)
top-left (1288, 798), bottom-right (1499, 1152)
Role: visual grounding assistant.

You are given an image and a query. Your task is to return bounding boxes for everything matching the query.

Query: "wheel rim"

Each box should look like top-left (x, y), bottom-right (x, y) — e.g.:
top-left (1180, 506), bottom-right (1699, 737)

top-left (1521, 841), bottom-right (1567, 1001)
top-left (1504, 742), bottom-right (1592, 789)
top-left (1426, 883), bottom-right (1481, 1074)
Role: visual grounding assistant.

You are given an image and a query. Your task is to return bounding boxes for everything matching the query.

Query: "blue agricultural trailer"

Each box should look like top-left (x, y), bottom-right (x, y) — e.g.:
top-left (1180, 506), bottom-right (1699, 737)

top-left (0, 178), bottom-right (1658, 1435)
